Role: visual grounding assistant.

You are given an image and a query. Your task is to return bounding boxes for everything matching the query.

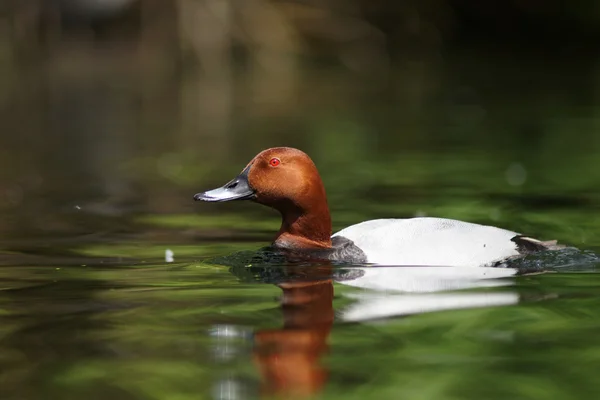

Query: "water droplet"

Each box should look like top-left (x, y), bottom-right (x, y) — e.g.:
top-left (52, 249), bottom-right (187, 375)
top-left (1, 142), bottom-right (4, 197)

top-left (165, 249), bottom-right (174, 263)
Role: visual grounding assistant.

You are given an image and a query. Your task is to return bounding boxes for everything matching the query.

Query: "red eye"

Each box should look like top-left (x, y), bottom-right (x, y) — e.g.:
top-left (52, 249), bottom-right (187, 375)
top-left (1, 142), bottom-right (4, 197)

top-left (269, 158), bottom-right (281, 167)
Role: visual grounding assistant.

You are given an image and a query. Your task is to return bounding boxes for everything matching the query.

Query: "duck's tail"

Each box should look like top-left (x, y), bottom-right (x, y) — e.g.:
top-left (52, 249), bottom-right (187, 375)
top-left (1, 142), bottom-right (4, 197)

top-left (511, 235), bottom-right (566, 254)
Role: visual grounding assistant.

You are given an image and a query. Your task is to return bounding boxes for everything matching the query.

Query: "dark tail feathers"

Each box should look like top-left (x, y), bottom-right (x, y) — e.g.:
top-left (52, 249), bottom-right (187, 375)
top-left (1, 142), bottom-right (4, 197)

top-left (511, 235), bottom-right (565, 254)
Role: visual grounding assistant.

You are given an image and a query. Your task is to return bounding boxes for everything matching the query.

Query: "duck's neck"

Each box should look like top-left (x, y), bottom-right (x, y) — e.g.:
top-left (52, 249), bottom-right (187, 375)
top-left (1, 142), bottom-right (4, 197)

top-left (273, 201), bottom-right (332, 249)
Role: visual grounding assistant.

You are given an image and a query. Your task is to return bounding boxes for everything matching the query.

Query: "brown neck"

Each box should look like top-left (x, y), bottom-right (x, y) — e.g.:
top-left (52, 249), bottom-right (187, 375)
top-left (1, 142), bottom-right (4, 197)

top-left (273, 199), bottom-right (332, 249)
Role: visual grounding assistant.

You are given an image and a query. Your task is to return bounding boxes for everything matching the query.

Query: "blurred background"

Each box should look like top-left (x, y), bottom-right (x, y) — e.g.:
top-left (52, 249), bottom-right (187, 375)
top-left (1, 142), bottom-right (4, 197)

top-left (2, 2), bottom-right (600, 400)
top-left (1, 0), bottom-right (599, 255)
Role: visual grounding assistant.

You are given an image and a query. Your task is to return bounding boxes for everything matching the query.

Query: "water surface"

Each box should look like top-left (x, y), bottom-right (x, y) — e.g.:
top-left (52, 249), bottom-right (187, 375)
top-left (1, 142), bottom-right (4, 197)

top-left (2, 49), bottom-right (600, 399)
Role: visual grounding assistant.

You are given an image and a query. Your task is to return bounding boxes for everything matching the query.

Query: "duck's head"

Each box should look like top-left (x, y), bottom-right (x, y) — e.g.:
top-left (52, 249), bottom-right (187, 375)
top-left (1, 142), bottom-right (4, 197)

top-left (194, 147), bottom-right (332, 248)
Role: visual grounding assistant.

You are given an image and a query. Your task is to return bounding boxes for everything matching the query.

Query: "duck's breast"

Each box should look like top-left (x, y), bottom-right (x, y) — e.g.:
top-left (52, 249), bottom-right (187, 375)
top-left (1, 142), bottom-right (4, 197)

top-left (332, 217), bottom-right (520, 267)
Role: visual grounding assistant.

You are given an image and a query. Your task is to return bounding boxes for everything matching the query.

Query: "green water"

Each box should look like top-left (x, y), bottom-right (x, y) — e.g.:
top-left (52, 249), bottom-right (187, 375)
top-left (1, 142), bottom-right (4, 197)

top-left (2, 50), bottom-right (600, 399)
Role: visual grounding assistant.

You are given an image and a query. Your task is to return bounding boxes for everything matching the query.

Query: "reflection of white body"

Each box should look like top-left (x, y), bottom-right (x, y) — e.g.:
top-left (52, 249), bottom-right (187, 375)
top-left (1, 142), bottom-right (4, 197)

top-left (334, 218), bottom-right (521, 267)
top-left (337, 265), bottom-right (519, 322)
top-left (340, 290), bottom-right (519, 322)
top-left (337, 265), bottom-right (517, 293)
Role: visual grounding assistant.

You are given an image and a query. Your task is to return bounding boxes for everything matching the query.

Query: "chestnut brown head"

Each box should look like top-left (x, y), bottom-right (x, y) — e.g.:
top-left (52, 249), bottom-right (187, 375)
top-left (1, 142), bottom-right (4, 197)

top-left (194, 147), bottom-right (332, 248)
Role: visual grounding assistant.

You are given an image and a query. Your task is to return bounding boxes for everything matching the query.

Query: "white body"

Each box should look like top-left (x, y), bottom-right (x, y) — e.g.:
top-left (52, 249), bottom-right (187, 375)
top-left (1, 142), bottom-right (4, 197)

top-left (333, 217), bottom-right (521, 267)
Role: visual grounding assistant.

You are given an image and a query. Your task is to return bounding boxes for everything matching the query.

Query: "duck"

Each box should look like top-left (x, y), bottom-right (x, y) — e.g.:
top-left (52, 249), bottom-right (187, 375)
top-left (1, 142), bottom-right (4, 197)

top-left (194, 147), bottom-right (562, 267)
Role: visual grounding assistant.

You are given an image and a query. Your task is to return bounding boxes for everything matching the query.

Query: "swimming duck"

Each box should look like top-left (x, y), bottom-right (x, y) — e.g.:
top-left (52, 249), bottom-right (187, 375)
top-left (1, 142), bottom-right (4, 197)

top-left (194, 147), bottom-right (561, 267)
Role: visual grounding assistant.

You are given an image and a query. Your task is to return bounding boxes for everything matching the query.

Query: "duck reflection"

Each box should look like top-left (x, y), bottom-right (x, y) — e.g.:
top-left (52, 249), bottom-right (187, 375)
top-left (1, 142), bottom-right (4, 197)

top-left (221, 261), bottom-right (520, 398)
top-left (251, 265), bottom-right (336, 397)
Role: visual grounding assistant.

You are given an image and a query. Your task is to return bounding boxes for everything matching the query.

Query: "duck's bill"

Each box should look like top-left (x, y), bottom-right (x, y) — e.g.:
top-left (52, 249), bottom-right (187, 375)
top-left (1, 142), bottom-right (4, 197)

top-left (193, 166), bottom-right (255, 202)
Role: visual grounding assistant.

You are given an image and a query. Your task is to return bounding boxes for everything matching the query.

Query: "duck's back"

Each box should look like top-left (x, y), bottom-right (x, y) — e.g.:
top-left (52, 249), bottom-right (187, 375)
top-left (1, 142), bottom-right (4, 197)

top-left (332, 217), bottom-right (521, 267)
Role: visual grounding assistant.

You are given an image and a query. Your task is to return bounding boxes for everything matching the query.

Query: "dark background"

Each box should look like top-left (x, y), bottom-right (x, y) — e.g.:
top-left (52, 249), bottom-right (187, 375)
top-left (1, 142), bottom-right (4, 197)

top-left (1, 0), bottom-right (599, 254)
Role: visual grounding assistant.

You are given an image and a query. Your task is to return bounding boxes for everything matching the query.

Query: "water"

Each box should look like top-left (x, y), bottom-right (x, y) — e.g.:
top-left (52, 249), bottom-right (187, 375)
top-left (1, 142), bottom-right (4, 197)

top-left (2, 47), bottom-right (600, 399)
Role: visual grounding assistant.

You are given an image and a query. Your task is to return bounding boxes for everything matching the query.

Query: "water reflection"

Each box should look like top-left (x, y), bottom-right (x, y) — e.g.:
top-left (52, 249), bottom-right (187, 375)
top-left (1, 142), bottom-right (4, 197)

top-left (337, 265), bottom-right (519, 322)
top-left (254, 278), bottom-right (334, 397)
top-left (0, 274), bottom-right (118, 399)
top-left (2, 255), bottom-right (599, 399)
top-left (220, 262), bottom-right (521, 398)
top-left (222, 264), bottom-right (336, 397)
top-left (341, 291), bottom-right (519, 323)
top-left (337, 265), bottom-right (517, 293)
